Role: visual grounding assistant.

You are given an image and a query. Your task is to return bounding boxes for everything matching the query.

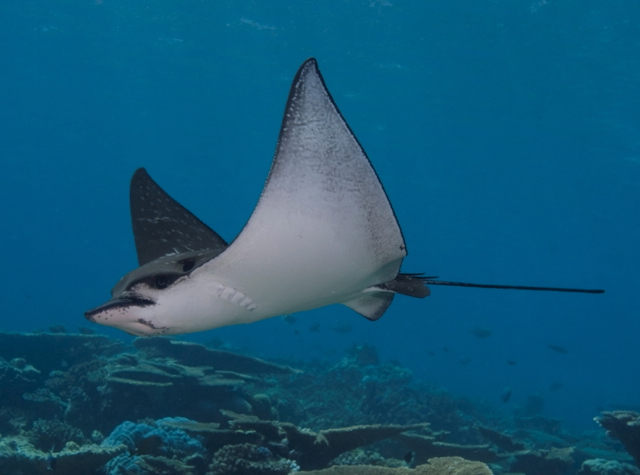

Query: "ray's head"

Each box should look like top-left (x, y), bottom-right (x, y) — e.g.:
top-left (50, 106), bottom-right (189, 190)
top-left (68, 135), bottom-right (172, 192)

top-left (84, 250), bottom-right (217, 336)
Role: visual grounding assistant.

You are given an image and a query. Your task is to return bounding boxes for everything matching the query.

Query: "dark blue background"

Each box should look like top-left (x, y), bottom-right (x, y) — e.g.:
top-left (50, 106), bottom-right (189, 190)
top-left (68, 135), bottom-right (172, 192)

top-left (1, 0), bottom-right (637, 430)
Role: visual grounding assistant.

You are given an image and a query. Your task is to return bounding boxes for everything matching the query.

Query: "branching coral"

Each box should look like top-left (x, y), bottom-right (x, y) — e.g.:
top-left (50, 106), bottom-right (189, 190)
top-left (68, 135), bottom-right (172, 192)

top-left (207, 443), bottom-right (299, 475)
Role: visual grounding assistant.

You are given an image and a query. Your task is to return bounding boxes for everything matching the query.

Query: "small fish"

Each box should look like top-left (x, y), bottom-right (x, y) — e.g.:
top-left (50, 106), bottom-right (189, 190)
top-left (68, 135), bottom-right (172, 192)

top-left (46, 452), bottom-right (56, 471)
top-left (501, 387), bottom-right (512, 403)
top-left (309, 323), bottom-right (321, 332)
top-left (206, 338), bottom-right (225, 349)
top-left (331, 323), bottom-right (354, 334)
top-left (470, 327), bottom-right (492, 338)
top-left (547, 344), bottom-right (568, 354)
top-left (549, 381), bottom-right (564, 392)
top-left (458, 356), bottom-right (471, 365)
top-left (282, 314), bottom-right (297, 325)
top-left (404, 451), bottom-right (415, 465)
top-left (506, 360), bottom-right (517, 366)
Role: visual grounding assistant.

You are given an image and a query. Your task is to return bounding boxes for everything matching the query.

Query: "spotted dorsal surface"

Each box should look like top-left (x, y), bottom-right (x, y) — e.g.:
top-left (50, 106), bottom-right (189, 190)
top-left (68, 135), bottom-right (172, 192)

top-left (130, 168), bottom-right (228, 266)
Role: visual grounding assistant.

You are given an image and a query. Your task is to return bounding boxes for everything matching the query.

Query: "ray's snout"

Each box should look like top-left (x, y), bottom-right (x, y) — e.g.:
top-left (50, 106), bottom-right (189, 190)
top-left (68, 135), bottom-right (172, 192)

top-left (85, 292), bottom-right (154, 322)
top-left (84, 309), bottom-right (97, 322)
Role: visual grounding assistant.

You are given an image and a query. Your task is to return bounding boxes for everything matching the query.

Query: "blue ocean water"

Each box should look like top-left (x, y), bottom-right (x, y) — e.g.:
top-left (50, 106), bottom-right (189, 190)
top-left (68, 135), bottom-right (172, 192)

top-left (1, 0), bottom-right (637, 432)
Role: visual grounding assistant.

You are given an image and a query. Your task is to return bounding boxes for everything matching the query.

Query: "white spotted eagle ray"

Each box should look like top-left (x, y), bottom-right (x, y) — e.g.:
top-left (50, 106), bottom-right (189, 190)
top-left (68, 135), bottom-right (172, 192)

top-left (85, 59), bottom-right (603, 336)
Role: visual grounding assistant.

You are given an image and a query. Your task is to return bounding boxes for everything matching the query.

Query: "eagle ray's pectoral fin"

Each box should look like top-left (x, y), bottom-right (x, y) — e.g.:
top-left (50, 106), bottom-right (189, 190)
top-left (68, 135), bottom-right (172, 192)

top-left (130, 168), bottom-right (228, 266)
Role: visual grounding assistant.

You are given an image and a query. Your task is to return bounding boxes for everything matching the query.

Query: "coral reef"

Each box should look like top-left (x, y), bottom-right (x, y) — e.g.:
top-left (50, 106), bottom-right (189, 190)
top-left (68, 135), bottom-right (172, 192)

top-left (26, 418), bottom-right (86, 452)
top-left (0, 356), bottom-right (41, 404)
top-left (164, 410), bottom-right (430, 470)
top-left (102, 417), bottom-right (206, 457)
top-left (0, 435), bottom-right (127, 475)
top-left (96, 414), bottom-right (429, 473)
top-left (332, 448), bottom-right (406, 467)
top-left (269, 348), bottom-right (485, 441)
top-left (396, 432), bottom-right (500, 465)
top-left (133, 337), bottom-right (301, 374)
top-left (0, 332), bottom-right (124, 375)
top-left (98, 351), bottom-right (260, 428)
top-left (476, 426), bottom-right (526, 452)
top-left (0, 331), bottom-right (634, 474)
top-left (579, 458), bottom-right (640, 475)
top-left (510, 446), bottom-right (575, 475)
top-left (104, 453), bottom-right (199, 475)
top-left (207, 443), bottom-right (299, 475)
top-left (296, 456), bottom-right (493, 474)
top-left (101, 417), bottom-right (207, 474)
top-left (596, 411), bottom-right (640, 467)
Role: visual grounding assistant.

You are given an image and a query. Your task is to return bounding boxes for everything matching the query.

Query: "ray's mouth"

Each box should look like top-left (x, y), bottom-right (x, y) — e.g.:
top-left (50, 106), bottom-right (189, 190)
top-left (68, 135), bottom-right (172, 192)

top-left (84, 292), bottom-right (154, 321)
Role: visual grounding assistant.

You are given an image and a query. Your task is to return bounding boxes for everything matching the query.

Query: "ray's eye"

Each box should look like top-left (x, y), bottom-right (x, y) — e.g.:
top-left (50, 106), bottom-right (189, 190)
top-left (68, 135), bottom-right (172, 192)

top-left (181, 259), bottom-right (195, 272)
top-left (155, 275), bottom-right (169, 289)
